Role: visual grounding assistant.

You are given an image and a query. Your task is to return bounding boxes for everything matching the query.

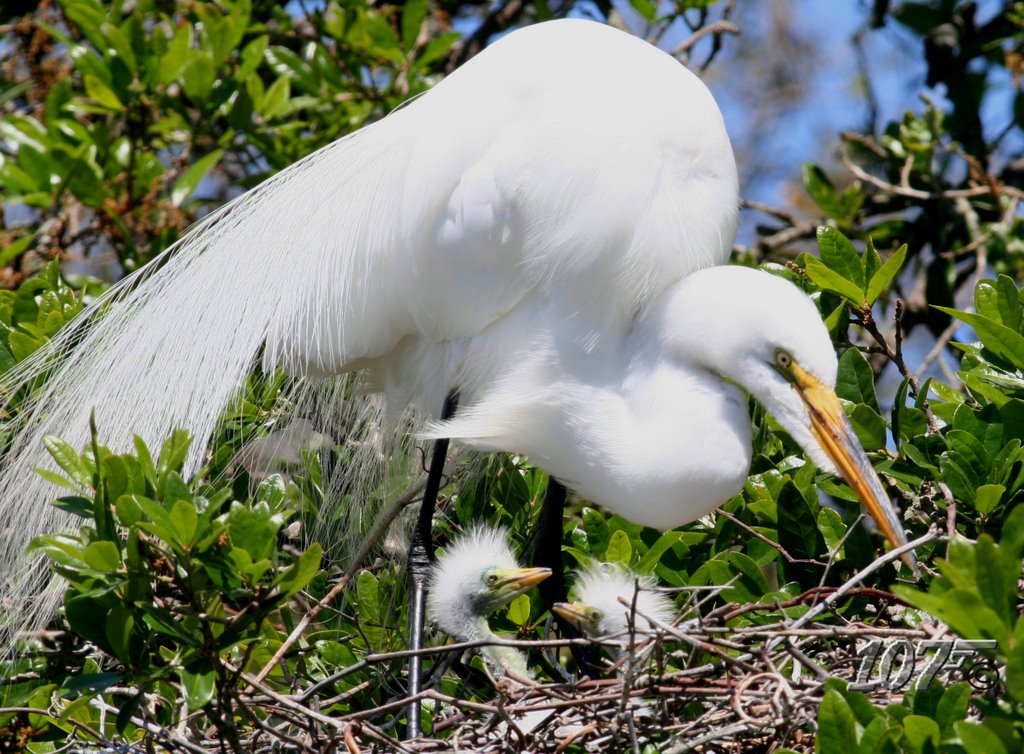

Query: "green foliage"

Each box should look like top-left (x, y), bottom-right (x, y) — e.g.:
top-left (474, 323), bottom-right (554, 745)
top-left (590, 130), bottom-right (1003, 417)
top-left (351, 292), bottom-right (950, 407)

top-left (0, 0), bottom-right (461, 276)
top-left (811, 678), bottom-right (983, 754)
top-left (3, 0), bottom-right (1024, 751)
top-left (2, 426), bottom-right (321, 747)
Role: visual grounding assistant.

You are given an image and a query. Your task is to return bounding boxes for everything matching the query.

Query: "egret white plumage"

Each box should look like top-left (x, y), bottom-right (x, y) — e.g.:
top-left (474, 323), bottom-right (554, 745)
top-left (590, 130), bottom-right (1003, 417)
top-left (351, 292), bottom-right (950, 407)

top-left (0, 17), bottom-right (914, 703)
top-left (553, 565), bottom-right (675, 653)
top-left (426, 526), bottom-right (550, 683)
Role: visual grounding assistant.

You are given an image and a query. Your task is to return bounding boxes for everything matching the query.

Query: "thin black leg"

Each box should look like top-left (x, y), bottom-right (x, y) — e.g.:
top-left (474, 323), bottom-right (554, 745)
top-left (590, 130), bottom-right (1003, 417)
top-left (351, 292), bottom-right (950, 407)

top-left (405, 391), bottom-right (458, 740)
top-left (527, 479), bottom-right (599, 679)
top-left (530, 480), bottom-right (570, 610)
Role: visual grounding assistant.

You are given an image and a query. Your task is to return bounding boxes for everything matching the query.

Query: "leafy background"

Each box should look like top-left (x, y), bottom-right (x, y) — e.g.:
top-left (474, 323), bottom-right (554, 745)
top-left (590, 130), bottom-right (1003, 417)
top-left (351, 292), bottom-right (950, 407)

top-left (2, 0), bottom-right (1024, 752)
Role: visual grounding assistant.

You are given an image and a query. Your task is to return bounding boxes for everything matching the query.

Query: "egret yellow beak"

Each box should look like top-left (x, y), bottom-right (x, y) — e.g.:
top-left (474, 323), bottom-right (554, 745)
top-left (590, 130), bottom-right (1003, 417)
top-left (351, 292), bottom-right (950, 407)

top-left (789, 362), bottom-right (920, 577)
top-left (493, 566), bottom-right (552, 592)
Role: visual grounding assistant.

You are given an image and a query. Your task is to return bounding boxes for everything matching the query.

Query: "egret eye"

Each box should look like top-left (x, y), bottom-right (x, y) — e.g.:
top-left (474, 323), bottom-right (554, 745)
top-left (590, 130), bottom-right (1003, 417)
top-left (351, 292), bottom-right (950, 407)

top-left (484, 573), bottom-right (499, 586)
top-left (773, 348), bottom-right (794, 370)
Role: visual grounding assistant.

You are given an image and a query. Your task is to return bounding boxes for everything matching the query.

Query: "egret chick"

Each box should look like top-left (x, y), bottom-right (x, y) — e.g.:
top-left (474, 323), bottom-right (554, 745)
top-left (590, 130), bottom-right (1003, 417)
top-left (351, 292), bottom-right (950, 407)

top-left (427, 526), bottom-right (550, 683)
top-left (554, 564), bottom-right (675, 657)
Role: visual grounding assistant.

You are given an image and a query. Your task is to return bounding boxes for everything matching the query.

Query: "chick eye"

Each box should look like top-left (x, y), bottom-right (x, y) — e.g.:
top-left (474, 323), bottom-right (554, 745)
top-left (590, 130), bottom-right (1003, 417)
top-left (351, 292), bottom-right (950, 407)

top-left (485, 573), bottom-right (499, 586)
top-left (773, 348), bottom-right (793, 370)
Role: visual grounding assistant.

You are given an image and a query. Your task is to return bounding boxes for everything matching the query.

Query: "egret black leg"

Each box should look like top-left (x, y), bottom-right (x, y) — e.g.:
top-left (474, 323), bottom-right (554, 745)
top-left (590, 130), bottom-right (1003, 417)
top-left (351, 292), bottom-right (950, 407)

top-left (406, 391), bottom-right (458, 739)
top-left (527, 479), bottom-right (599, 679)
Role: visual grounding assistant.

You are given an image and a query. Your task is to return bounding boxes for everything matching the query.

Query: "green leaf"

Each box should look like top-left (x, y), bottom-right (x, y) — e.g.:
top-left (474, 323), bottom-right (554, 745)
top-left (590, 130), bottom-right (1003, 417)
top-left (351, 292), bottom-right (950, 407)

top-left (848, 403), bottom-right (888, 451)
top-left (51, 495), bottom-right (94, 519)
top-left (171, 149), bottom-right (223, 206)
top-left (1006, 641), bottom-right (1024, 703)
top-left (996, 275), bottom-right (1022, 332)
top-left (115, 692), bottom-right (144, 733)
top-left (355, 570), bottom-right (382, 644)
top-left (727, 551), bottom-right (769, 598)
top-left (158, 22), bottom-right (191, 84)
top-left (976, 276), bottom-right (1022, 332)
top-left (974, 534), bottom-right (1010, 623)
top-left (0, 234), bottom-right (35, 268)
top-left (227, 501), bottom-right (277, 561)
top-left (28, 533), bottom-right (87, 567)
top-left (102, 21), bottom-right (137, 72)
top-left (255, 474), bottom-right (286, 509)
top-left (901, 716), bottom-right (939, 754)
top-left (805, 256), bottom-right (864, 304)
top-left (636, 531), bottom-right (683, 573)
top-left (954, 721), bottom-right (1008, 754)
top-left (181, 50), bottom-right (215, 102)
top-left (101, 454), bottom-right (129, 501)
top-left (865, 243), bottom-right (906, 303)
top-left (238, 35), bottom-right (268, 79)
top-left (894, 586), bottom-right (1006, 648)
top-left (273, 543), bottom-right (321, 599)
top-left (836, 349), bottom-right (881, 413)
top-left (974, 484), bottom-right (1004, 514)
top-left (168, 499), bottom-right (199, 549)
top-left (816, 689), bottom-right (858, 754)
top-left (816, 507), bottom-right (847, 556)
top-left (604, 528), bottom-right (632, 566)
top-left (935, 306), bottom-right (1024, 371)
top-left (777, 482), bottom-right (823, 562)
top-left (858, 717), bottom-right (898, 754)
top-left (43, 436), bottom-right (92, 490)
top-left (34, 468), bottom-right (89, 493)
top-left (8, 330), bottom-right (44, 362)
top-left (999, 504), bottom-right (1024, 575)
top-left (933, 682), bottom-right (970, 735)
top-left (131, 494), bottom-right (176, 542)
top-left (582, 509), bottom-right (610, 557)
top-left (181, 665), bottom-right (216, 709)
top-left (114, 494), bottom-right (143, 527)
top-left (261, 76), bottom-right (290, 118)
top-left (157, 429), bottom-right (192, 477)
top-left (401, 0), bottom-right (428, 48)
top-left (105, 606), bottom-right (134, 661)
top-left (62, 1), bottom-right (108, 52)
top-left (83, 74), bottom-right (124, 111)
top-left (82, 541), bottom-right (122, 571)
top-left (507, 593), bottom-right (530, 626)
top-left (163, 472), bottom-right (193, 505)
top-left (803, 163), bottom-right (843, 218)
top-left (817, 226), bottom-right (866, 292)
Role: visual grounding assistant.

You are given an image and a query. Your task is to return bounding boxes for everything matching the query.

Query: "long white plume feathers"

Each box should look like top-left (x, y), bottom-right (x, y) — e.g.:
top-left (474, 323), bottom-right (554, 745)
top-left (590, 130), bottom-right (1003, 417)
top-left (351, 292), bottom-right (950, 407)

top-left (0, 116), bottom-right (420, 650)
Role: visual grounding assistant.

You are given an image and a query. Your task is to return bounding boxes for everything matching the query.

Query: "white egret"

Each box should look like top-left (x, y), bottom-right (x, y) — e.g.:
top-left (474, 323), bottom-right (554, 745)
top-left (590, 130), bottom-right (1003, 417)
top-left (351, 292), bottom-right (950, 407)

top-left (426, 525), bottom-right (550, 684)
top-left (553, 564), bottom-right (676, 655)
top-left (0, 19), bottom-right (916, 736)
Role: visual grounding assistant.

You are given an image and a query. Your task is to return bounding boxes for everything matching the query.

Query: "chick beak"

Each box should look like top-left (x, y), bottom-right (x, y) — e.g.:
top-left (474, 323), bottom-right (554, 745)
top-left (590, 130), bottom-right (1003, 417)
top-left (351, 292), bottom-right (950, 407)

top-left (494, 566), bottom-right (552, 594)
top-left (790, 362), bottom-right (920, 578)
top-left (552, 601), bottom-right (589, 627)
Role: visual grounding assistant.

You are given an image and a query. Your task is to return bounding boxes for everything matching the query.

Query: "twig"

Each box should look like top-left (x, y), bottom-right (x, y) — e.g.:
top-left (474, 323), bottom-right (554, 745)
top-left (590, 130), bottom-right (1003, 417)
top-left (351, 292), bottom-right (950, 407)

top-left (839, 136), bottom-right (1021, 201)
top-left (790, 529), bottom-right (940, 631)
top-left (669, 20), bottom-right (740, 60)
top-left (343, 722), bottom-right (362, 754)
top-left (253, 466), bottom-right (444, 684)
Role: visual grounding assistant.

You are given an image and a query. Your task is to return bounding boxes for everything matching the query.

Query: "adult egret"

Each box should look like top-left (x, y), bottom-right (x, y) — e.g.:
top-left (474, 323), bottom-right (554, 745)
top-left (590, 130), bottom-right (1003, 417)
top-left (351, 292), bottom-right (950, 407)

top-left (553, 564), bottom-right (676, 656)
top-left (0, 19), bottom-right (915, 732)
top-left (426, 525), bottom-right (550, 683)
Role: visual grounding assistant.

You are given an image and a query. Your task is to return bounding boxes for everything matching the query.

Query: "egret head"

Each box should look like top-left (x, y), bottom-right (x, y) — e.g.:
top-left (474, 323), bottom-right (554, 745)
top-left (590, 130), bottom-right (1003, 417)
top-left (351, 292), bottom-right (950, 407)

top-left (658, 265), bottom-right (916, 574)
top-left (553, 563), bottom-right (675, 640)
top-left (427, 525), bottom-right (551, 641)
